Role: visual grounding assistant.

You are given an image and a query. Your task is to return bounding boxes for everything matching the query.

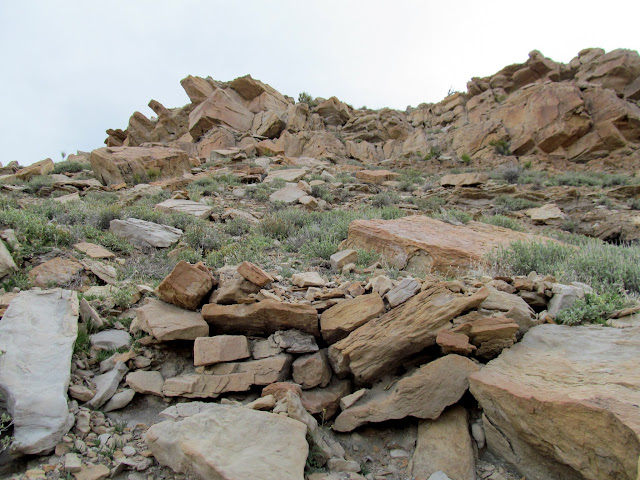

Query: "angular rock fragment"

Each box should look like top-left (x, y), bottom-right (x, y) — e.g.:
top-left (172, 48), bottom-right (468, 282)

top-left (320, 293), bottom-right (385, 344)
top-left (193, 335), bottom-right (251, 366)
top-left (156, 261), bottom-right (214, 310)
top-left (135, 299), bottom-right (209, 341)
top-left (155, 199), bottom-right (214, 219)
top-left (110, 218), bottom-right (183, 248)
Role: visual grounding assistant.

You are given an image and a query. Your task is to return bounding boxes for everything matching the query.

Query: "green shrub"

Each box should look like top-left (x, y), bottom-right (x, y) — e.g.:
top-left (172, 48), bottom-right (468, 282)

top-left (630, 198), bottom-right (640, 210)
top-left (479, 214), bottom-right (524, 232)
top-left (549, 171), bottom-right (631, 188)
top-left (0, 207), bottom-right (74, 255)
top-left (424, 146), bottom-right (441, 161)
top-left (52, 160), bottom-right (92, 174)
top-left (494, 195), bottom-right (540, 213)
top-left (223, 218), bottom-right (252, 236)
top-left (311, 184), bottom-right (334, 203)
top-left (355, 249), bottom-right (380, 268)
top-left (1, 271), bottom-right (32, 291)
top-left (298, 92), bottom-right (317, 107)
top-left (490, 139), bottom-right (511, 156)
top-left (555, 292), bottom-right (628, 326)
top-left (461, 153), bottom-right (472, 165)
top-left (413, 196), bottom-right (446, 211)
top-left (371, 192), bottom-right (400, 207)
top-left (431, 208), bottom-right (472, 224)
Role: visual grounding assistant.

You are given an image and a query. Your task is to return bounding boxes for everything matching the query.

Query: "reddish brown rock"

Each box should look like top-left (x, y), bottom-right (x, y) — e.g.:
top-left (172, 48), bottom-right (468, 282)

top-left (328, 284), bottom-right (489, 385)
top-left (135, 299), bottom-right (209, 341)
top-left (436, 330), bottom-right (476, 356)
top-left (292, 350), bottom-right (332, 389)
top-left (156, 261), bottom-right (214, 310)
top-left (188, 89), bottom-right (254, 140)
top-left (300, 379), bottom-right (352, 420)
top-left (202, 300), bottom-right (319, 336)
top-left (262, 382), bottom-right (302, 401)
top-left (28, 257), bottom-right (83, 288)
top-left (237, 261), bottom-right (274, 287)
top-left (320, 294), bottom-right (385, 344)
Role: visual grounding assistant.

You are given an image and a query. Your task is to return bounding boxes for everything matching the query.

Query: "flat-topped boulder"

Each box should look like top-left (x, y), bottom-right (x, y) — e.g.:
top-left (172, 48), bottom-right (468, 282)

top-left (469, 325), bottom-right (640, 480)
top-left (355, 170), bottom-right (400, 184)
top-left (90, 146), bottom-right (191, 186)
top-left (202, 300), bottom-right (319, 336)
top-left (146, 404), bottom-right (307, 480)
top-left (135, 299), bottom-right (209, 341)
top-left (320, 293), bottom-right (385, 344)
top-left (73, 242), bottom-right (115, 259)
top-left (263, 168), bottom-right (308, 183)
top-left (110, 218), bottom-right (183, 248)
top-left (155, 199), bottom-right (214, 219)
top-left (344, 215), bottom-right (552, 274)
top-left (440, 172), bottom-right (489, 187)
top-left (0, 289), bottom-right (78, 454)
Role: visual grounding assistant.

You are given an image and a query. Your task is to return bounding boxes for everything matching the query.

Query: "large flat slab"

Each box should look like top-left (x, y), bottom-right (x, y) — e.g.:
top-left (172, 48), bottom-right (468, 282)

top-left (469, 325), bottom-right (640, 480)
top-left (0, 289), bottom-right (78, 454)
top-left (155, 199), bottom-right (214, 219)
top-left (344, 215), bottom-right (551, 275)
top-left (110, 218), bottom-right (183, 248)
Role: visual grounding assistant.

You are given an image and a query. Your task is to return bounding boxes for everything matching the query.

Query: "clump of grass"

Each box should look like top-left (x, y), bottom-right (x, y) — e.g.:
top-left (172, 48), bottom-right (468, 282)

top-left (298, 92), bottom-right (317, 108)
top-left (629, 198), bottom-right (640, 210)
top-left (431, 208), bottom-right (472, 224)
top-left (311, 184), bottom-right (334, 203)
top-left (371, 192), bottom-right (400, 207)
top-left (486, 239), bottom-right (640, 295)
top-left (53, 160), bottom-right (92, 175)
top-left (461, 153), bottom-right (472, 165)
top-left (206, 234), bottom-right (274, 268)
top-left (223, 218), bottom-right (252, 236)
top-left (549, 171), bottom-right (631, 188)
top-left (1, 271), bottom-right (32, 291)
top-left (555, 292), bottom-right (629, 326)
top-left (423, 146), bottom-right (441, 161)
top-left (0, 207), bottom-right (74, 256)
top-left (494, 195), bottom-right (540, 213)
top-left (413, 196), bottom-right (446, 211)
top-left (490, 139), bottom-right (511, 156)
top-left (480, 214), bottom-right (524, 232)
top-left (355, 249), bottom-right (380, 268)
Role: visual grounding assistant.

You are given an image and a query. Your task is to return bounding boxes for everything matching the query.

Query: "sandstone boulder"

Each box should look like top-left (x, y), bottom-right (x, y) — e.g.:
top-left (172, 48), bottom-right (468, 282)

top-left (292, 350), bottom-right (332, 389)
top-left (237, 261), bottom-right (274, 287)
top-left (73, 242), bottom-right (115, 259)
top-left (355, 170), bottom-right (400, 184)
top-left (135, 299), bottom-right (209, 341)
top-left (333, 355), bottom-right (479, 432)
top-left (126, 370), bottom-right (165, 397)
top-left (146, 404), bottom-right (308, 480)
top-left (0, 239), bottom-right (17, 279)
top-left (320, 293), bottom-right (385, 344)
top-left (202, 300), bottom-right (319, 336)
top-left (193, 335), bottom-right (251, 366)
top-left (0, 289), bottom-right (78, 454)
top-left (110, 218), bottom-right (183, 248)
top-left (156, 261), bottom-right (214, 310)
top-left (28, 257), bottom-right (83, 288)
top-left (189, 89), bottom-right (254, 140)
top-left (440, 172), bottom-right (488, 187)
top-left (344, 216), bottom-right (550, 274)
top-left (155, 199), bottom-right (214, 219)
top-left (90, 146), bottom-right (191, 186)
top-left (469, 324), bottom-right (640, 480)
top-left (329, 284), bottom-right (488, 385)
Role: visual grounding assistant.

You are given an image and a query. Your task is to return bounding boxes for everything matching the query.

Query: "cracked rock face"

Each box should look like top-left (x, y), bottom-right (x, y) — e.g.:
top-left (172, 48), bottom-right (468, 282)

top-left (0, 289), bottom-right (78, 455)
top-left (469, 324), bottom-right (640, 480)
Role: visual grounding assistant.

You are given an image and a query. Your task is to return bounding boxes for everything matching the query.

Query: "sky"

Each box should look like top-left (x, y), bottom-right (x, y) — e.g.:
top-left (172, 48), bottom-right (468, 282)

top-left (1, 1), bottom-right (639, 166)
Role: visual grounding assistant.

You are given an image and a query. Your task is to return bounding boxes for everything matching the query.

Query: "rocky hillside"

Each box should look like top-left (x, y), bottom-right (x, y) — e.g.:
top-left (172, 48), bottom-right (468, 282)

top-left (0, 48), bottom-right (639, 480)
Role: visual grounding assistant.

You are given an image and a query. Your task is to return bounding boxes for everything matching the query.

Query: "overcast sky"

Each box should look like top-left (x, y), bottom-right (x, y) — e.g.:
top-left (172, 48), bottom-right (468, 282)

top-left (1, 1), bottom-right (638, 166)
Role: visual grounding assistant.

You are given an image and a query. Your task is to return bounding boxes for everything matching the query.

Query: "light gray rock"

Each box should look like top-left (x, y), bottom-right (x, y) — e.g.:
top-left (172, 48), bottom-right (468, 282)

top-left (135, 298), bottom-right (209, 341)
top-left (272, 329), bottom-right (319, 353)
top-left (0, 239), bottom-right (17, 279)
top-left (479, 287), bottom-right (537, 335)
top-left (330, 249), bottom-right (358, 271)
top-left (102, 389), bottom-right (136, 412)
top-left (0, 289), bottom-right (78, 454)
top-left (385, 277), bottom-right (420, 307)
top-left (86, 361), bottom-right (128, 409)
top-left (428, 472), bottom-right (452, 480)
top-left (269, 185), bottom-right (306, 204)
top-left (90, 329), bottom-right (131, 350)
top-left (146, 403), bottom-right (308, 480)
top-left (126, 370), bottom-right (164, 397)
top-left (79, 297), bottom-right (104, 328)
top-left (155, 199), bottom-right (214, 219)
top-left (159, 402), bottom-right (218, 421)
top-left (547, 282), bottom-right (594, 318)
top-left (264, 168), bottom-right (308, 183)
top-left (110, 218), bottom-right (183, 248)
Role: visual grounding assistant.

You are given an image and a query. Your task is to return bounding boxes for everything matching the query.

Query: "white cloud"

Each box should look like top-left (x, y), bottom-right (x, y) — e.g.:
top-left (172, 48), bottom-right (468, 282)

top-left (1, 0), bottom-right (638, 165)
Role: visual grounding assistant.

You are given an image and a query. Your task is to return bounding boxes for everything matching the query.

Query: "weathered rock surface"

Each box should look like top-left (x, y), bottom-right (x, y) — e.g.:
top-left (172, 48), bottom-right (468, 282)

top-left (135, 299), bottom-right (209, 341)
top-left (90, 329), bottom-right (131, 350)
top-left (189, 89), bottom-right (255, 140)
top-left (126, 370), bottom-right (165, 397)
top-left (292, 350), bottom-right (332, 389)
top-left (156, 261), bottom-right (214, 310)
top-left (0, 239), bottom-right (18, 279)
top-left (409, 406), bottom-right (476, 480)
top-left (320, 293), bottom-right (385, 344)
top-left (28, 257), bottom-right (83, 288)
top-left (86, 361), bottom-right (128, 409)
top-left (202, 300), bottom-right (319, 336)
top-left (329, 284), bottom-right (488, 384)
top-left (0, 289), bottom-right (78, 454)
top-left (333, 355), bottom-right (479, 432)
top-left (110, 218), bottom-right (183, 248)
top-left (440, 172), bottom-right (488, 187)
top-left (90, 146), bottom-right (191, 186)
top-left (155, 199), bottom-right (214, 219)
top-left (469, 325), bottom-right (640, 480)
top-left (146, 404), bottom-right (308, 480)
top-left (237, 261), bottom-right (274, 287)
top-left (193, 335), bottom-right (251, 366)
top-left (345, 216), bottom-right (551, 274)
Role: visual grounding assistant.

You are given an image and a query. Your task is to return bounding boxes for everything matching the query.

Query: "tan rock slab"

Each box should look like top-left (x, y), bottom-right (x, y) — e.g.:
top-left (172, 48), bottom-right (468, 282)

top-left (333, 355), bottom-right (480, 432)
top-left (292, 349), bottom-right (332, 389)
top-left (263, 168), bottom-right (308, 183)
top-left (525, 203), bottom-right (567, 223)
top-left (73, 242), bottom-right (115, 259)
top-left (440, 172), bottom-right (488, 187)
top-left (136, 299), bottom-right (209, 341)
top-left (72, 463), bottom-right (110, 480)
top-left (193, 335), bottom-right (251, 366)
top-left (269, 185), bottom-right (306, 204)
top-left (436, 330), bottom-right (476, 356)
top-left (409, 406), bottom-right (475, 480)
top-left (126, 370), bottom-right (164, 397)
top-left (292, 271), bottom-right (326, 288)
top-left (28, 257), bottom-right (83, 288)
top-left (469, 324), bottom-right (640, 480)
top-left (145, 404), bottom-right (307, 480)
top-left (202, 299), bottom-right (319, 336)
top-left (320, 293), bottom-right (385, 344)
top-left (155, 199), bottom-right (214, 219)
top-left (328, 284), bottom-right (489, 385)
top-left (188, 88), bottom-right (254, 139)
top-left (237, 261), bottom-right (274, 287)
top-left (355, 170), bottom-right (400, 184)
top-left (156, 261), bottom-right (214, 310)
top-left (110, 218), bottom-right (183, 248)
top-left (301, 379), bottom-right (352, 420)
top-left (330, 249), bottom-right (358, 271)
top-left (344, 216), bottom-right (553, 274)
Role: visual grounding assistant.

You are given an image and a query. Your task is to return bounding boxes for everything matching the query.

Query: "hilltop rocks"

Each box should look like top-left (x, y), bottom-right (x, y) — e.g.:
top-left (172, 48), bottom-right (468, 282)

top-left (146, 404), bottom-right (308, 480)
top-left (110, 218), bottom-right (183, 248)
top-left (189, 89), bottom-right (254, 140)
top-left (345, 216), bottom-right (549, 275)
top-left (202, 300), bottom-right (319, 336)
top-left (328, 284), bottom-right (488, 385)
top-left (90, 146), bottom-right (191, 186)
top-left (333, 355), bottom-right (479, 432)
top-left (469, 325), bottom-right (640, 480)
top-left (0, 289), bottom-right (78, 454)
top-left (156, 261), bottom-right (214, 310)
top-left (135, 299), bottom-right (209, 341)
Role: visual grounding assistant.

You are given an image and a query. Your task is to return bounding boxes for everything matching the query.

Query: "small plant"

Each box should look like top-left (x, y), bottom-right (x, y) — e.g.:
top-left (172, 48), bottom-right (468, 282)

top-left (494, 195), bottom-right (540, 213)
top-left (432, 208), bottom-right (472, 224)
top-left (629, 199), bottom-right (640, 210)
top-left (297, 92), bottom-right (317, 108)
top-left (355, 249), bottom-right (380, 268)
top-left (146, 167), bottom-right (161, 182)
top-left (371, 192), bottom-right (400, 208)
top-left (490, 139), bottom-right (511, 156)
top-left (555, 292), bottom-right (628, 326)
top-left (53, 160), bottom-right (92, 174)
top-left (461, 153), bottom-right (472, 165)
top-left (424, 146), bottom-right (441, 161)
top-left (523, 160), bottom-right (533, 169)
top-left (311, 184), bottom-right (334, 203)
top-left (413, 195), bottom-right (446, 211)
top-left (74, 326), bottom-right (91, 355)
top-left (480, 214), bottom-right (524, 232)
